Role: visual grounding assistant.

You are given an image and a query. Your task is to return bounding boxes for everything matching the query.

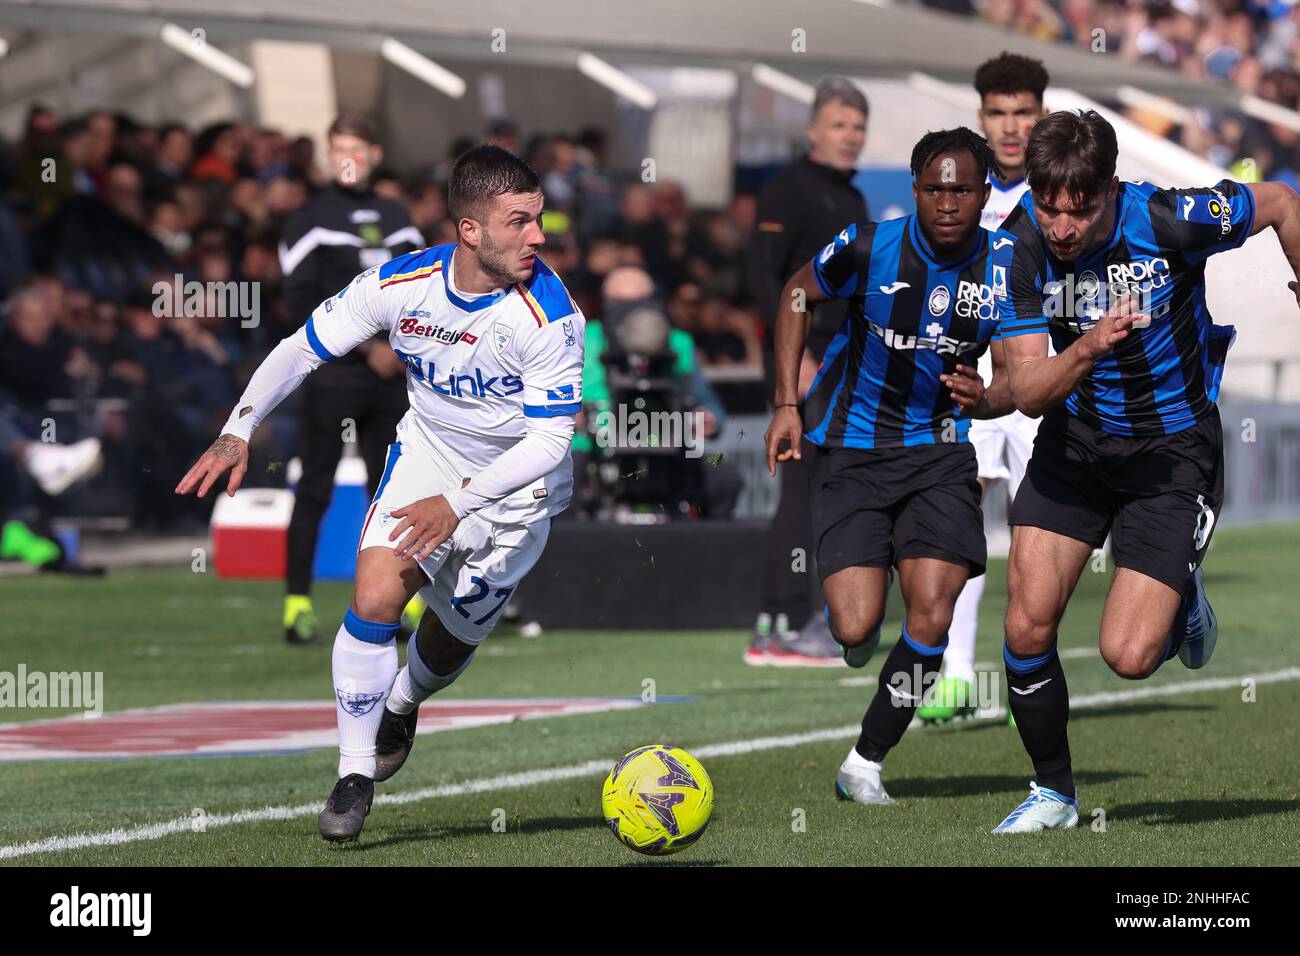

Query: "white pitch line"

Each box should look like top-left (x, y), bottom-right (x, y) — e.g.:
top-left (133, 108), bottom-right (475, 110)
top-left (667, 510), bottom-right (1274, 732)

top-left (1070, 666), bottom-right (1300, 708)
top-left (2, 669), bottom-right (1297, 861)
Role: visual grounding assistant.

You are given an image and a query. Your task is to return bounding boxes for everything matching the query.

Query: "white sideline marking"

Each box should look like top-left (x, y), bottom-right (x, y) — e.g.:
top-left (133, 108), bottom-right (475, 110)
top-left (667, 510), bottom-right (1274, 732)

top-left (3, 668), bottom-right (1297, 861)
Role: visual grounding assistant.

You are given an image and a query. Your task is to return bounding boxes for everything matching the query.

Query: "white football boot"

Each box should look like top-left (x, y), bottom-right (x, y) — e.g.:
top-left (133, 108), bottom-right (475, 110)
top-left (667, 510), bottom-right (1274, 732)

top-left (992, 782), bottom-right (1079, 833)
top-left (24, 438), bottom-right (102, 497)
top-left (834, 747), bottom-right (895, 805)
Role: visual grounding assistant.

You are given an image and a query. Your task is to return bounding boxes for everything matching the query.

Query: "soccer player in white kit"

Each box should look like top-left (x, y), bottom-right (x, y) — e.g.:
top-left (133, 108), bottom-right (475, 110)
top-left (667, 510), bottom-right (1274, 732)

top-left (175, 146), bottom-right (585, 841)
top-left (918, 53), bottom-right (1049, 723)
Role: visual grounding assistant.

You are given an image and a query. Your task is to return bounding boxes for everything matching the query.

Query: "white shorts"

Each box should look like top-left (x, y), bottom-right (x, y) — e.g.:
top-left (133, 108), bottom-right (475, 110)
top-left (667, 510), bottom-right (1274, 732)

top-left (357, 441), bottom-right (551, 645)
top-left (969, 411), bottom-right (1038, 497)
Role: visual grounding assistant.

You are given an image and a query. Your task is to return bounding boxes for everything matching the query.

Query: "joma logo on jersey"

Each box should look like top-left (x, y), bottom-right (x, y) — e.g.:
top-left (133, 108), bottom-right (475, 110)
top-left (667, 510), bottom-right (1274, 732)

top-left (398, 316), bottom-right (477, 345)
top-left (1180, 190), bottom-right (1234, 236)
top-left (867, 318), bottom-right (980, 356)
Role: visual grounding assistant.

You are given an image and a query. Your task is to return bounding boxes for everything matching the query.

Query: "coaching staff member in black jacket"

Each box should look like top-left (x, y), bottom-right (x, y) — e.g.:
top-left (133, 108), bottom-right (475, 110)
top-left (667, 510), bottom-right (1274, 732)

top-left (279, 114), bottom-right (423, 644)
top-left (746, 77), bottom-right (870, 666)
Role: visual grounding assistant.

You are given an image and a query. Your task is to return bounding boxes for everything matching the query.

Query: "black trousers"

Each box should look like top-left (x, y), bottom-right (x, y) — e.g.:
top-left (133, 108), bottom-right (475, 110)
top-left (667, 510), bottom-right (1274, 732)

top-left (761, 436), bottom-right (819, 622)
top-left (760, 347), bottom-right (818, 623)
top-left (286, 371), bottom-right (408, 596)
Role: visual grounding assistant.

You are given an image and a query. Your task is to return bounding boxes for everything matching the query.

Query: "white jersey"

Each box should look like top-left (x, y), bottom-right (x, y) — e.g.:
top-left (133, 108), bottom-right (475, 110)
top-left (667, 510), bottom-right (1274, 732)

top-left (979, 173), bottom-right (1047, 383)
top-left (972, 171), bottom-right (1041, 477)
top-left (981, 174), bottom-right (1028, 232)
top-left (222, 243), bottom-right (585, 525)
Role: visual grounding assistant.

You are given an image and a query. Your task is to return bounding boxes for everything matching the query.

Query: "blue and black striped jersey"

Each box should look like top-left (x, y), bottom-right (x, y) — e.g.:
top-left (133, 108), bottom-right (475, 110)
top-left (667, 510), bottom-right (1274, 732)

top-left (992, 179), bottom-right (1253, 436)
top-left (803, 216), bottom-right (1001, 449)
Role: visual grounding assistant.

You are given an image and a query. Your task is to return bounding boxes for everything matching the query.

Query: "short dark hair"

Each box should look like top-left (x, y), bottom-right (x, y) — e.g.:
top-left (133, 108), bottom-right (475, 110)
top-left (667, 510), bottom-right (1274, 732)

top-left (327, 112), bottom-right (379, 145)
top-left (447, 144), bottom-right (541, 223)
top-left (910, 127), bottom-right (1000, 184)
top-left (1025, 110), bottom-right (1118, 204)
top-left (974, 52), bottom-right (1049, 103)
top-left (158, 122), bottom-right (189, 142)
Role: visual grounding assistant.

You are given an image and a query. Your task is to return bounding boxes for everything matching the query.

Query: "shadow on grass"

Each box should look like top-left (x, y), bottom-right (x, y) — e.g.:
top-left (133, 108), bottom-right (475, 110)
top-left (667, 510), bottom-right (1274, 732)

top-left (621, 857), bottom-right (725, 867)
top-left (343, 814), bottom-right (605, 851)
top-left (1070, 701), bottom-right (1215, 721)
top-left (950, 700), bottom-right (1213, 736)
top-left (1108, 798), bottom-right (1300, 828)
top-left (887, 770), bottom-right (1131, 800)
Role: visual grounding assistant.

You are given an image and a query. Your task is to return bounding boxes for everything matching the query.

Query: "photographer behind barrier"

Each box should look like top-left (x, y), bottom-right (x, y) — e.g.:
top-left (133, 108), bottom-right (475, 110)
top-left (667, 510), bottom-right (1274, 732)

top-left (569, 266), bottom-right (741, 519)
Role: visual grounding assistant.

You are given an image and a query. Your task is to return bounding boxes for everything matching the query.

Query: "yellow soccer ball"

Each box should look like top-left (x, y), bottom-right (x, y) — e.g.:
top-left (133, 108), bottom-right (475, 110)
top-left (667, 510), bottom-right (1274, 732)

top-left (601, 744), bottom-right (714, 855)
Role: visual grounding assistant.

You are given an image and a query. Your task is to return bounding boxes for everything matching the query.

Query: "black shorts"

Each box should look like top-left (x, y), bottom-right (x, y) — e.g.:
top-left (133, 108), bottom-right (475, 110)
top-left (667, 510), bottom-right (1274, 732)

top-left (810, 442), bottom-right (986, 580)
top-left (1010, 406), bottom-right (1224, 592)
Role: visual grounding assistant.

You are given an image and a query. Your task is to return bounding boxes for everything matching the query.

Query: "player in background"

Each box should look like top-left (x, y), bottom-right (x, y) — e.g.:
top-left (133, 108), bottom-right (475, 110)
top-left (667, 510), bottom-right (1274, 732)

top-left (278, 114), bottom-right (422, 646)
top-left (919, 52), bottom-right (1048, 724)
top-left (176, 146), bottom-right (585, 842)
top-left (747, 77), bottom-right (870, 666)
top-left (990, 110), bottom-right (1300, 832)
top-left (765, 129), bottom-right (1016, 805)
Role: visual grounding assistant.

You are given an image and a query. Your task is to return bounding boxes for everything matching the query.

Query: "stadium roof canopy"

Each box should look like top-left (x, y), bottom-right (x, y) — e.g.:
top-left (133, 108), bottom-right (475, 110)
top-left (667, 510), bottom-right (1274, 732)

top-left (0, 0), bottom-right (1243, 110)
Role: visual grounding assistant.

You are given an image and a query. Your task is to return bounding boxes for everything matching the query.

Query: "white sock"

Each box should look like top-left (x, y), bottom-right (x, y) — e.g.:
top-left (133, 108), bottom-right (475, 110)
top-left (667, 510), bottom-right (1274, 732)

top-left (332, 612), bottom-right (399, 778)
top-left (946, 574), bottom-right (983, 685)
top-left (843, 747), bottom-right (883, 772)
top-left (386, 632), bottom-right (474, 716)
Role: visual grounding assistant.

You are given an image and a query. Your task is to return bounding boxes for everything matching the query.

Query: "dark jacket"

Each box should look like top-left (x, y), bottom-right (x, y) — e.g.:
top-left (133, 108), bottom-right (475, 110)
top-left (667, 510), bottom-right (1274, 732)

top-left (279, 183), bottom-right (422, 383)
top-left (747, 155), bottom-right (868, 360)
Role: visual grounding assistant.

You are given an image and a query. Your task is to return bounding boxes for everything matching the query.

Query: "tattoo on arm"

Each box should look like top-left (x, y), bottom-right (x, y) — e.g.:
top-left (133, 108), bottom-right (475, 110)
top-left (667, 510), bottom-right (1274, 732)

top-left (209, 435), bottom-right (244, 461)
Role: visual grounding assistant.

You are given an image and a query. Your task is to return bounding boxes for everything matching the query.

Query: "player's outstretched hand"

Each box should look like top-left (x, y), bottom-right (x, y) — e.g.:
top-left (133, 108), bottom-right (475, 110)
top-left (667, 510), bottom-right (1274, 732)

top-left (941, 364), bottom-right (985, 413)
top-left (765, 405), bottom-right (804, 477)
top-left (175, 433), bottom-right (249, 498)
top-left (389, 495), bottom-right (459, 562)
top-left (1082, 293), bottom-right (1142, 360)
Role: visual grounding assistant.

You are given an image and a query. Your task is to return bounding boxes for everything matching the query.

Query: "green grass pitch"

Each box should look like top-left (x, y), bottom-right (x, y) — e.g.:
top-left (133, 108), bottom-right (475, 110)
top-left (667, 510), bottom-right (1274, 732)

top-left (1, 523), bottom-right (1297, 866)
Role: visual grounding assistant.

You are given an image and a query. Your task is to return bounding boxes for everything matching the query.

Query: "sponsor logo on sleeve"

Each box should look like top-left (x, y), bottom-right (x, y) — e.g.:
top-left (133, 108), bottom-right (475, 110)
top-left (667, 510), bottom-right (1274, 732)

top-left (547, 384), bottom-right (576, 401)
top-left (1177, 190), bottom-right (1234, 236)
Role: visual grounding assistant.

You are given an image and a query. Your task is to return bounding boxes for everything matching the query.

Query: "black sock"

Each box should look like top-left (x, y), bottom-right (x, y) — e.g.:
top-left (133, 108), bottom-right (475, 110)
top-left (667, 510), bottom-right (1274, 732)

top-left (1005, 642), bottom-right (1074, 799)
top-left (855, 625), bottom-right (946, 762)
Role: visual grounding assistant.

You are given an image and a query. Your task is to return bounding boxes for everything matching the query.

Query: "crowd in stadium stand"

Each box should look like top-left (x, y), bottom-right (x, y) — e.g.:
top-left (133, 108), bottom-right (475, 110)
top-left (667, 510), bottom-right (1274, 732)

top-left (0, 107), bottom-right (766, 534)
top-left (923, 0), bottom-right (1300, 185)
top-left (9, 7), bottom-right (1292, 538)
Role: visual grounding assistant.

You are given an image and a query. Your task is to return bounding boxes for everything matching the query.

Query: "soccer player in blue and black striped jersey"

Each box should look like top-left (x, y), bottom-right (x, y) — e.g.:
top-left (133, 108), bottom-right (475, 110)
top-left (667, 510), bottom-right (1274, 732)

top-left (990, 109), bottom-right (1300, 833)
top-left (764, 129), bottom-right (1017, 805)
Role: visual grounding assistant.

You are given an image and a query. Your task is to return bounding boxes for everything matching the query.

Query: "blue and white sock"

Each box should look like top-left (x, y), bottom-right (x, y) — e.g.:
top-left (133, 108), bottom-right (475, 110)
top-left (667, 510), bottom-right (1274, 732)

top-left (332, 609), bottom-right (399, 779)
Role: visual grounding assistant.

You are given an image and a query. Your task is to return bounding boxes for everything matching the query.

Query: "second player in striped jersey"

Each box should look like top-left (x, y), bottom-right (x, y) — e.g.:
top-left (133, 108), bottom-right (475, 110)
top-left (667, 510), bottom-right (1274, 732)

top-left (988, 109), bottom-right (1300, 833)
